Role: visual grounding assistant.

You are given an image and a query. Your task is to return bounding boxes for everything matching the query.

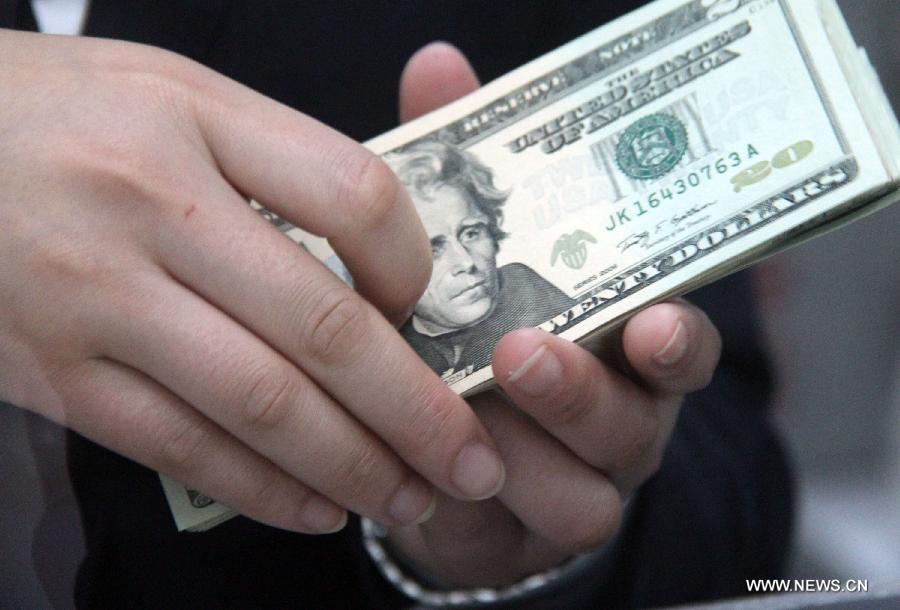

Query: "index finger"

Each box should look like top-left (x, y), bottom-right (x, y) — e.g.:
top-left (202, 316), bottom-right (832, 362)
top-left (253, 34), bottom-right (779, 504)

top-left (185, 64), bottom-right (430, 323)
top-left (153, 166), bottom-right (506, 503)
top-left (162, 60), bottom-right (507, 500)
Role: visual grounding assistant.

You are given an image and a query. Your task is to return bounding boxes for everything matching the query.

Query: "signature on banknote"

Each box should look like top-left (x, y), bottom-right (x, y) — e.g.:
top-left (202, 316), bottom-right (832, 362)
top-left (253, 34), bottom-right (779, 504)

top-left (617, 200), bottom-right (718, 252)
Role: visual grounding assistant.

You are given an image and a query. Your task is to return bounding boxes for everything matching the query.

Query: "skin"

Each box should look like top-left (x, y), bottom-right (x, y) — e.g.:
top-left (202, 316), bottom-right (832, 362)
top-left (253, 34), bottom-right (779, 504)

top-left (0, 30), bottom-right (506, 534)
top-left (412, 186), bottom-right (499, 335)
top-left (391, 42), bottom-right (722, 586)
top-left (0, 29), bottom-right (721, 588)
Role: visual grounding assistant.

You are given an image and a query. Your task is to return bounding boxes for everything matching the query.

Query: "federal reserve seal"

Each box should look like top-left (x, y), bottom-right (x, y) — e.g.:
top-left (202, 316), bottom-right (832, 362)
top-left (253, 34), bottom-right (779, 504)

top-left (615, 113), bottom-right (688, 180)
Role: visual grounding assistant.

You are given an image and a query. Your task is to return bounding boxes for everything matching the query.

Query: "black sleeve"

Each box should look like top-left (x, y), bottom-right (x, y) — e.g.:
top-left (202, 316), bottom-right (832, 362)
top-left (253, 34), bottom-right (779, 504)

top-left (612, 270), bottom-right (793, 607)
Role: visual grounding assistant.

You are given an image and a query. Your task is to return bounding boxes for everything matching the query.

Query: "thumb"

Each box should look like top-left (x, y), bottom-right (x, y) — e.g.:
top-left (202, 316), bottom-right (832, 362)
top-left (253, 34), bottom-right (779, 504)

top-left (399, 42), bottom-right (480, 124)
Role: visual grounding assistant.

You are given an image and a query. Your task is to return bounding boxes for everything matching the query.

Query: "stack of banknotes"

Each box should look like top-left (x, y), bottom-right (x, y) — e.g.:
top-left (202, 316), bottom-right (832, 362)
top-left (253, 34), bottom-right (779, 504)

top-left (161, 0), bottom-right (899, 531)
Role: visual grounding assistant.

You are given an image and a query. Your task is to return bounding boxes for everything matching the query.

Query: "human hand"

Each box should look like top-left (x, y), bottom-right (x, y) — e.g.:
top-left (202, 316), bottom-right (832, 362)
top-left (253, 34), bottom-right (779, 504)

top-left (388, 44), bottom-right (723, 587)
top-left (0, 30), bottom-right (507, 533)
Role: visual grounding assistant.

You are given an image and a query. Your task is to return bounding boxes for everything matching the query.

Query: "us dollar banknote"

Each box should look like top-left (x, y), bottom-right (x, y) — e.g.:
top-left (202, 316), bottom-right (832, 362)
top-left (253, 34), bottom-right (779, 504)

top-left (161, 0), bottom-right (899, 530)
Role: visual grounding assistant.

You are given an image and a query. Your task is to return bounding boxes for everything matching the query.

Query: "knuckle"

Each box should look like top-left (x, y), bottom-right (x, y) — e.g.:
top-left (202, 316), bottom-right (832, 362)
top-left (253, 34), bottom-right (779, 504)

top-left (333, 443), bottom-right (383, 498)
top-left (336, 151), bottom-right (399, 231)
top-left (245, 470), bottom-right (299, 523)
top-left (60, 139), bottom-right (151, 202)
top-left (33, 236), bottom-right (109, 289)
top-left (144, 48), bottom-right (205, 87)
top-left (157, 418), bottom-right (209, 473)
top-left (301, 288), bottom-right (369, 366)
top-left (103, 43), bottom-right (208, 108)
top-left (238, 368), bottom-right (297, 431)
top-left (542, 372), bottom-right (597, 429)
top-left (615, 417), bottom-right (658, 472)
top-left (59, 126), bottom-right (182, 218)
top-left (402, 383), bottom-right (458, 453)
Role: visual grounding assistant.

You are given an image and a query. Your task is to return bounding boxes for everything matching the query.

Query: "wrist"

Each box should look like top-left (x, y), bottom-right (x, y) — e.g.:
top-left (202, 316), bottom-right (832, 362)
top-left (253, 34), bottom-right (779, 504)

top-left (362, 518), bottom-right (588, 607)
top-left (386, 523), bottom-right (568, 588)
top-left (362, 495), bottom-right (638, 607)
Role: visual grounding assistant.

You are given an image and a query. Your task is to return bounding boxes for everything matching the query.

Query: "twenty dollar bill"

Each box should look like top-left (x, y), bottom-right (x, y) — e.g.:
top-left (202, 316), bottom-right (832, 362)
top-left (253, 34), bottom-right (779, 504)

top-left (162, 0), bottom-right (900, 531)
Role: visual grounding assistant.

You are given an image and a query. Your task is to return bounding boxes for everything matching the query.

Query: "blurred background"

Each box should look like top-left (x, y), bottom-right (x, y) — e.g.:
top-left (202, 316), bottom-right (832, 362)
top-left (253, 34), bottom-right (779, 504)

top-left (1, 0), bottom-right (898, 607)
top-left (757, 0), bottom-right (900, 588)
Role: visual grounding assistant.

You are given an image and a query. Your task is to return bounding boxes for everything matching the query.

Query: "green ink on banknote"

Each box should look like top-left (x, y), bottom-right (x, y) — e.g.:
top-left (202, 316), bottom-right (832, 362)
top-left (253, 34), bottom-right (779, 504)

top-left (615, 113), bottom-right (688, 180)
top-left (551, 230), bottom-right (597, 269)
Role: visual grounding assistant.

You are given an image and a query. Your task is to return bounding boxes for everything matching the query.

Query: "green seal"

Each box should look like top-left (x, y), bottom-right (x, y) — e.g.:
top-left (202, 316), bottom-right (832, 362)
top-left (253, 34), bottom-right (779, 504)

top-left (615, 113), bottom-right (688, 180)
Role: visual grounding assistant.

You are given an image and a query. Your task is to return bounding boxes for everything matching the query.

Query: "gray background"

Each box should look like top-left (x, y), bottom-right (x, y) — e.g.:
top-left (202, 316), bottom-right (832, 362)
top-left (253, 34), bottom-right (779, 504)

top-left (1, 1), bottom-right (898, 607)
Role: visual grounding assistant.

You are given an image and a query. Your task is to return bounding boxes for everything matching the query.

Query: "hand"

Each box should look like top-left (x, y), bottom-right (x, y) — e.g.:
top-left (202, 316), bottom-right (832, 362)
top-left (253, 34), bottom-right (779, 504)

top-left (0, 31), bottom-right (507, 533)
top-left (388, 44), bottom-right (723, 587)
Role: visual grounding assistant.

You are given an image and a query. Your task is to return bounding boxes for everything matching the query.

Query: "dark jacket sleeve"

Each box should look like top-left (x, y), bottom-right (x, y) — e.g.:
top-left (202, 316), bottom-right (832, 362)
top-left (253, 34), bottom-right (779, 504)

top-left (613, 270), bottom-right (792, 607)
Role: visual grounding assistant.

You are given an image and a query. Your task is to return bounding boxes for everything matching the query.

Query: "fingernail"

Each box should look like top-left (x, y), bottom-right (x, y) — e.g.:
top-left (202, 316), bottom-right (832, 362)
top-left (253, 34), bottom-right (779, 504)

top-left (653, 319), bottom-right (688, 366)
top-left (415, 494), bottom-right (438, 524)
top-left (507, 344), bottom-right (563, 397)
top-left (451, 443), bottom-right (506, 500)
top-left (388, 478), bottom-right (436, 525)
top-left (301, 497), bottom-right (347, 533)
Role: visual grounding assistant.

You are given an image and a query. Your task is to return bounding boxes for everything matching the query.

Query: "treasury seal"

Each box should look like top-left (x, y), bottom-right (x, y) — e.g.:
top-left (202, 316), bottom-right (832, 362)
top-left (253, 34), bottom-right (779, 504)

top-left (615, 113), bottom-right (688, 180)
